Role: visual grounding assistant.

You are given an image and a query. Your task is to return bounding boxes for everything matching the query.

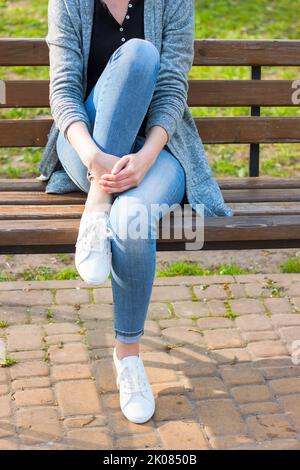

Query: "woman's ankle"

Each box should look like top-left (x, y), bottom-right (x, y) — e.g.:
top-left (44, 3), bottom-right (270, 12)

top-left (115, 340), bottom-right (140, 360)
top-left (84, 181), bottom-right (112, 213)
top-left (84, 204), bottom-right (109, 214)
top-left (84, 199), bottom-right (112, 215)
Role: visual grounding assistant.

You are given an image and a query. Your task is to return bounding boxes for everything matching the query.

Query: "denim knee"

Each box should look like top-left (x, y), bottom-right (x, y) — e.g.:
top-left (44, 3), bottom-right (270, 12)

top-left (119, 38), bottom-right (160, 75)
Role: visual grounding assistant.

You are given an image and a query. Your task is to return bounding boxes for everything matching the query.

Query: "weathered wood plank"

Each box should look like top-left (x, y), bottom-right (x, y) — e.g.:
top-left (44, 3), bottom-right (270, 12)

top-left (0, 202), bottom-right (300, 219)
top-left (217, 177), bottom-right (300, 190)
top-left (0, 216), bottom-right (299, 249)
top-left (194, 117), bottom-right (300, 144)
top-left (226, 202), bottom-right (300, 215)
top-left (0, 205), bottom-right (84, 219)
top-left (2, 117), bottom-right (300, 146)
top-left (1, 39), bottom-right (300, 66)
top-left (0, 177), bottom-right (299, 192)
top-left (194, 39), bottom-right (300, 66)
top-left (0, 188), bottom-right (299, 205)
top-left (0, 38), bottom-right (49, 66)
top-left (188, 80), bottom-right (299, 107)
top-left (0, 80), bottom-right (50, 108)
top-left (224, 189), bottom-right (300, 203)
top-left (1, 80), bottom-right (298, 108)
top-left (0, 192), bottom-right (86, 205)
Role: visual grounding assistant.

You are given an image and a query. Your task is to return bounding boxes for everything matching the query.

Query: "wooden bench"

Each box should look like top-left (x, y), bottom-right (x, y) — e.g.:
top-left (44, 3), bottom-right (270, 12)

top-left (0, 38), bottom-right (300, 253)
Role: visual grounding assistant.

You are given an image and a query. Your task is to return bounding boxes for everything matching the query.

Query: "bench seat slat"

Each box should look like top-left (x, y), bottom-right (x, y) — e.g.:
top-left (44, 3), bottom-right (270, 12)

top-left (224, 189), bottom-right (300, 203)
top-left (0, 205), bottom-right (84, 219)
top-left (227, 202), bottom-right (300, 215)
top-left (0, 192), bottom-right (86, 205)
top-left (0, 202), bottom-right (300, 219)
top-left (1, 188), bottom-right (300, 205)
top-left (0, 216), bottom-right (299, 247)
top-left (217, 178), bottom-right (300, 190)
top-left (0, 178), bottom-right (299, 192)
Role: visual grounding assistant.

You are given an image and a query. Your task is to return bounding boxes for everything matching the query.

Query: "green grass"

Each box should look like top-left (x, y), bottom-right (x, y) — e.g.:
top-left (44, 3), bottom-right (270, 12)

top-left (156, 261), bottom-right (255, 277)
top-left (0, 271), bottom-right (16, 282)
top-left (217, 263), bottom-right (256, 275)
top-left (0, 0), bottom-right (299, 177)
top-left (194, 0), bottom-right (300, 40)
top-left (224, 299), bottom-right (238, 320)
top-left (0, 265), bottom-right (80, 282)
top-left (1, 261), bottom-right (256, 282)
top-left (46, 308), bottom-right (54, 321)
top-left (1, 355), bottom-right (17, 367)
top-left (22, 266), bottom-right (80, 281)
top-left (280, 256), bottom-right (300, 273)
top-left (156, 261), bottom-right (211, 277)
top-left (55, 253), bottom-right (74, 265)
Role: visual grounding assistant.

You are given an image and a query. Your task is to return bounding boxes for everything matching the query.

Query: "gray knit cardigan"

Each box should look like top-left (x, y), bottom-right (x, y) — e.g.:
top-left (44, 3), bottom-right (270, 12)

top-left (38, 0), bottom-right (234, 217)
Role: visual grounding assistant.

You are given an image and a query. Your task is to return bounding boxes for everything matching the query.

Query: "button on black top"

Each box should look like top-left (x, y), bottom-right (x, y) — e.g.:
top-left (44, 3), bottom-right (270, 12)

top-left (85, 0), bottom-right (148, 138)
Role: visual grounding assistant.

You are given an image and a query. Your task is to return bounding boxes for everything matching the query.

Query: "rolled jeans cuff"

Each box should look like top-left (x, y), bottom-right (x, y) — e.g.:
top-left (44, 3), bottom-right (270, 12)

top-left (115, 329), bottom-right (144, 344)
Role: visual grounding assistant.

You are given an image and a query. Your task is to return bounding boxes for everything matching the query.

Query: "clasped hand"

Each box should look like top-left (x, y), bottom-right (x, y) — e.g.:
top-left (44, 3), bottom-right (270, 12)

top-left (95, 151), bottom-right (153, 194)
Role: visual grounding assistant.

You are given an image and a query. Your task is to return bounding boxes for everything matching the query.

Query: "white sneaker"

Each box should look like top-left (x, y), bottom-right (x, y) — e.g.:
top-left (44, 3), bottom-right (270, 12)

top-left (113, 347), bottom-right (155, 424)
top-left (75, 210), bottom-right (113, 285)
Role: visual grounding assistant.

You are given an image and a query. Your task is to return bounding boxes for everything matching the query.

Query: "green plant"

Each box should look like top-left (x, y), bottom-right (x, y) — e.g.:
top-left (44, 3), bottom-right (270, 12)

top-left (0, 271), bottom-right (17, 282)
top-left (46, 308), bottom-right (55, 321)
top-left (224, 300), bottom-right (238, 320)
top-left (1, 356), bottom-right (17, 367)
top-left (156, 261), bottom-right (210, 277)
top-left (217, 263), bottom-right (256, 276)
top-left (21, 266), bottom-right (80, 281)
top-left (55, 253), bottom-right (73, 264)
top-left (264, 278), bottom-right (286, 298)
top-left (156, 261), bottom-right (256, 278)
top-left (280, 256), bottom-right (300, 273)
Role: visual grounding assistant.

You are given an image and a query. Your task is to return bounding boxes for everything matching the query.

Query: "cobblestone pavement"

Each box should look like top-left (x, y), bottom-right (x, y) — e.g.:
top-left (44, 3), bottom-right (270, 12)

top-left (0, 273), bottom-right (300, 450)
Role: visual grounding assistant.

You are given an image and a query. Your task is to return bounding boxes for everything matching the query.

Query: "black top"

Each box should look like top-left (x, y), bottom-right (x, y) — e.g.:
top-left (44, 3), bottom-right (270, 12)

top-left (85, 0), bottom-right (148, 138)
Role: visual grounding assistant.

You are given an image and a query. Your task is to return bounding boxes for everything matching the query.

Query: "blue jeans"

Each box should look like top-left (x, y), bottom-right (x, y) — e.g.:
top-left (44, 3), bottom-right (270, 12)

top-left (56, 38), bottom-right (186, 343)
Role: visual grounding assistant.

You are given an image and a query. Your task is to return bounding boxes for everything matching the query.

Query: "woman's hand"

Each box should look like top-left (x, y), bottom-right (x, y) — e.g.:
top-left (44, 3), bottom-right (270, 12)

top-left (86, 150), bottom-right (120, 182)
top-left (98, 150), bottom-right (154, 193)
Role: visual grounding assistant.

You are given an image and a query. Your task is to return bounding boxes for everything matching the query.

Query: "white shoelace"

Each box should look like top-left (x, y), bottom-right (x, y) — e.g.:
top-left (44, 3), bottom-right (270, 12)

top-left (117, 361), bottom-right (150, 396)
top-left (76, 214), bottom-right (113, 253)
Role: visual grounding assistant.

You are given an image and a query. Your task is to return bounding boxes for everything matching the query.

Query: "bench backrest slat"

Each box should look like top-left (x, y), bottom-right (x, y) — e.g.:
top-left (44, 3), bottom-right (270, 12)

top-left (1, 117), bottom-right (300, 147)
top-left (1, 38), bottom-right (300, 66)
top-left (0, 79), bottom-right (299, 108)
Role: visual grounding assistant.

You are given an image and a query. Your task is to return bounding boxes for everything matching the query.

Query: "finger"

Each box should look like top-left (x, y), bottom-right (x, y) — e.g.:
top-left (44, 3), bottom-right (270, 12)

top-left (100, 180), bottom-right (116, 188)
top-left (98, 182), bottom-right (116, 193)
top-left (99, 166), bottom-right (134, 183)
top-left (100, 158), bottom-right (132, 181)
top-left (99, 171), bottom-right (128, 182)
top-left (101, 184), bottom-right (133, 194)
top-left (111, 155), bottom-right (130, 175)
top-left (100, 176), bottom-right (135, 189)
top-left (100, 176), bottom-right (137, 190)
